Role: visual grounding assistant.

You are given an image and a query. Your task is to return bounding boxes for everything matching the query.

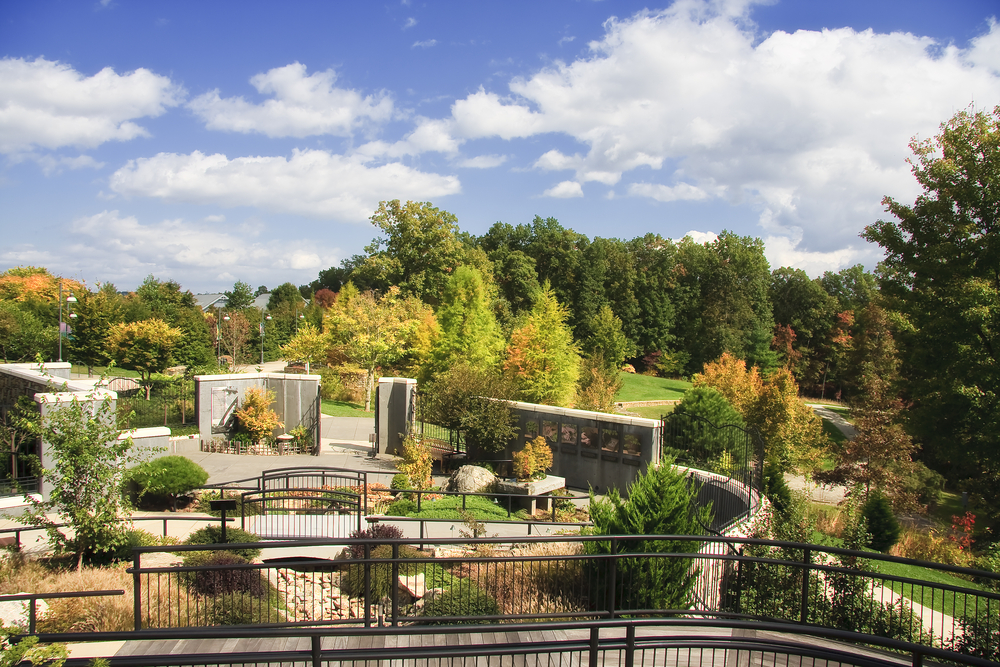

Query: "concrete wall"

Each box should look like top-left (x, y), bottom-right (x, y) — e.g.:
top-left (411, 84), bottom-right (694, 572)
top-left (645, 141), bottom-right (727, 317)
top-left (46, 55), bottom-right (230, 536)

top-left (194, 372), bottom-right (321, 447)
top-left (0, 362), bottom-right (78, 419)
top-left (377, 377), bottom-right (416, 456)
top-left (495, 401), bottom-right (661, 494)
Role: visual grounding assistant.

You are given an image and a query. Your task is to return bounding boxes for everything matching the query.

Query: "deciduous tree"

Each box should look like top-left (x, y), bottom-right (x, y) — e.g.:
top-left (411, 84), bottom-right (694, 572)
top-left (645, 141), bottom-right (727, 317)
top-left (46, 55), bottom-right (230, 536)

top-left (280, 322), bottom-right (330, 374)
top-left (106, 319), bottom-right (182, 398)
top-left (862, 106), bottom-right (1000, 507)
top-left (69, 283), bottom-right (122, 375)
top-left (325, 285), bottom-right (415, 411)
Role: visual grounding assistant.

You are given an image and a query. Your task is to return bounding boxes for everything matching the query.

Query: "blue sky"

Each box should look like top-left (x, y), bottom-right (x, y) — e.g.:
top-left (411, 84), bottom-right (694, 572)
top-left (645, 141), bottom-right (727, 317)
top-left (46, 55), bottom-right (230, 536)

top-left (2, 0), bottom-right (999, 293)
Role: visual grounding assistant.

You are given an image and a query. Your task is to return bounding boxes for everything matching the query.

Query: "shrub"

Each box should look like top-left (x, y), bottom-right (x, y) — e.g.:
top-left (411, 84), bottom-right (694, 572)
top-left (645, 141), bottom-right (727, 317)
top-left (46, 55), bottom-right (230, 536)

top-left (385, 498), bottom-right (417, 516)
top-left (668, 385), bottom-right (745, 469)
top-left (397, 435), bottom-right (433, 490)
top-left (391, 473), bottom-right (412, 491)
top-left (133, 456), bottom-right (209, 509)
top-left (512, 436), bottom-right (553, 481)
top-left (184, 551), bottom-right (265, 598)
top-left (585, 455), bottom-right (710, 612)
top-left (764, 461), bottom-right (793, 516)
top-left (343, 524), bottom-right (404, 560)
top-left (421, 583), bottom-right (499, 622)
top-left (233, 386), bottom-right (283, 442)
top-left (207, 591), bottom-right (278, 626)
top-left (184, 526), bottom-right (261, 560)
top-left (339, 543), bottom-right (423, 600)
top-left (950, 606), bottom-right (1000, 660)
top-left (862, 492), bottom-right (901, 552)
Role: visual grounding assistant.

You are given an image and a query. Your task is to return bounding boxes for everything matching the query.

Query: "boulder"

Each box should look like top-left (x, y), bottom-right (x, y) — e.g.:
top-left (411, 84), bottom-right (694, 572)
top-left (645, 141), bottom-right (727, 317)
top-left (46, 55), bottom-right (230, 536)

top-left (398, 573), bottom-right (426, 599)
top-left (445, 465), bottom-right (497, 493)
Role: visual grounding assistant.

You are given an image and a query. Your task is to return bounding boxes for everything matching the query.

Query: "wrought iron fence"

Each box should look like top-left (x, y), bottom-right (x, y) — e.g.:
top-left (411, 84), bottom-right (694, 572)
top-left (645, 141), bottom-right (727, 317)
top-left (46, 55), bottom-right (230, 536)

top-left (119, 534), bottom-right (1000, 662)
top-left (661, 413), bottom-right (765, 533)
top-left (115, 377), bottom-right (196, 429)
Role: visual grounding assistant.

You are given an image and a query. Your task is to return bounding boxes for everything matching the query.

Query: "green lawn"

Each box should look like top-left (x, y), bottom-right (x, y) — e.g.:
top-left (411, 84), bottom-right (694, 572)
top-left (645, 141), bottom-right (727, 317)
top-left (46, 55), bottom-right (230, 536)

top-left (321, 399), bottom-right (372, 418)
top-left (822, 405), bottom-right (854, 422)
top-left (389, 494), bottom-right (531, 522)
top-left (616, 373), bottom-right (690, 402)
top-left (628, 404), bottom-right (676, 420)
top-left (821, 418), bottom-right (847, 446)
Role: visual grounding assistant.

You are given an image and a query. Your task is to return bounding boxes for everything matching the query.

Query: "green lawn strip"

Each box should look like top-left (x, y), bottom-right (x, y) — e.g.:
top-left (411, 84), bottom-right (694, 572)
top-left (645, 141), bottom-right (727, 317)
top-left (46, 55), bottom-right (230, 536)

top-left (930, 492), bottom-right (966, 526)
top-left (809, 529), bottom-right (986, 619)
top-left (822, 405), bottom-right (854, 422)
top-left (616, 373), bottom-right (691, 402)
top-left (396, 495), bottom-right (529, 522)
top-left (70, 364), bottom-right (141, 378)
top-left (321, 399), bottom-right (372, 417)
top-left (627, 404), bottom-right (676, 420)
top-left (821, 418), bottom-right (847, 447)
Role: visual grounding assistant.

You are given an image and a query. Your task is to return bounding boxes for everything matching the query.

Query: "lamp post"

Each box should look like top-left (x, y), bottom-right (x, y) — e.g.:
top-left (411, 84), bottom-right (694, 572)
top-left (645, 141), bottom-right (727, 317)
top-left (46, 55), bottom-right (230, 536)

top-left (294, 307), bottom-right (305, 332)
top-left (259, 313), bottom-right (272, 364)
top-left (57, 281), bottom-right (77, 363)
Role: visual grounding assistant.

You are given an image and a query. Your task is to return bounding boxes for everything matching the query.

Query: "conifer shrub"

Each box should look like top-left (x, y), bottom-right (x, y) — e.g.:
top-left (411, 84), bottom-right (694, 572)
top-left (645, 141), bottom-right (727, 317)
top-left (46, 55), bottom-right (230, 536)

top-left (585, 455), bottom-right (710, 612)
top-left (184, 526), bottom-right (261, 560)
top-left (861, 491), bottom-right (901, 552)
top-left (185, 551), bottom-right (265, 598)
top-left (669, 386), bottom-right (745, 470)
top-left (421, 583), bottom-right (500, 622)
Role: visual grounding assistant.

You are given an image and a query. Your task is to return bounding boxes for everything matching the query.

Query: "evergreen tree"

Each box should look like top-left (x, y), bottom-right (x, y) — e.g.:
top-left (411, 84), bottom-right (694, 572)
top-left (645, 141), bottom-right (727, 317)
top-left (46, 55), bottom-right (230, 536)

top-left (69, 283), bottom-right (122, 375)
top-left (503, 284), bottom-right (581, 407)
top-left (586, 456), bottom-right (710, 612)
top-left (422, 265), bottom-right (504, 382)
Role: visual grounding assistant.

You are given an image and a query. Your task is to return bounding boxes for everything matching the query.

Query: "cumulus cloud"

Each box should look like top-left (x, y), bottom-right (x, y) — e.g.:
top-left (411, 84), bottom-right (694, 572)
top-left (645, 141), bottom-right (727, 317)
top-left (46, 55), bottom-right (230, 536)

top-left (458, 154), bottom-right (507, 168)
top-left (58, 210), bottom-right (339, 288)
top-left (188, 63), bottom-right (394, 138)
top-left (108, 149), bottom-right (461, 221)
top-left (0, 57), bottom-right (183, 153)
top-left (543, 180), bottom-right (584, 198)
top-left (430, 4), bottom-right (1000, 263)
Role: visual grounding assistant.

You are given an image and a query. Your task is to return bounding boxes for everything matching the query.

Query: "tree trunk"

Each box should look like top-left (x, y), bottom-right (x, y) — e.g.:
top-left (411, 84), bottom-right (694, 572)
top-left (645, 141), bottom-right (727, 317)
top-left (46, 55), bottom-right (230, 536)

top-left (364, 368), bottom-right (375, 412)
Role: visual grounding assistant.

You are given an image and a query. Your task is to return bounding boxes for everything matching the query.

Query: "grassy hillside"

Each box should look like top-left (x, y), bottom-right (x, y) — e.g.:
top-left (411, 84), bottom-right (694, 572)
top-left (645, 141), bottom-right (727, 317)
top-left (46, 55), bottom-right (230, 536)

top-left (616, 373), bottom-right (691, 402)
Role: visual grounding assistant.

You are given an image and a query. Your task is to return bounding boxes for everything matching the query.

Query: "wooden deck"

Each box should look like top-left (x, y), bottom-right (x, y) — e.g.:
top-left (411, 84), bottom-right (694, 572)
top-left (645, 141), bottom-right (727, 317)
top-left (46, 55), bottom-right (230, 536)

top-left (109, 626), bottom-right (908, 667)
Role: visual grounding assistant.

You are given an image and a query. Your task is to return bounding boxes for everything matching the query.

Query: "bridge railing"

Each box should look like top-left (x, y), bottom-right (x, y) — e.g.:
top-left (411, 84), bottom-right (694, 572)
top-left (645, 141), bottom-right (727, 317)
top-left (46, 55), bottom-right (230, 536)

top-left (120, 533), bottom-right (1000, 662)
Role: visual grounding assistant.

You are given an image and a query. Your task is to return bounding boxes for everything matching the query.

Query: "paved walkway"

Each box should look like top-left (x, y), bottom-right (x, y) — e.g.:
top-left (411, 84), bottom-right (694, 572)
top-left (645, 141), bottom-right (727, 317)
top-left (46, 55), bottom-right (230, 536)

top-left (782, 405), bottom-right (854, 505)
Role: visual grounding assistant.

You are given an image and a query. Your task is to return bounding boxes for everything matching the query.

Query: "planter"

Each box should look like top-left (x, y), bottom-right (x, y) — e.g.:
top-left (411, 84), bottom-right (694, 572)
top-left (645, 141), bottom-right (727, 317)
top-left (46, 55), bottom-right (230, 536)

top-left (494, 475), bottom-right (566, 515)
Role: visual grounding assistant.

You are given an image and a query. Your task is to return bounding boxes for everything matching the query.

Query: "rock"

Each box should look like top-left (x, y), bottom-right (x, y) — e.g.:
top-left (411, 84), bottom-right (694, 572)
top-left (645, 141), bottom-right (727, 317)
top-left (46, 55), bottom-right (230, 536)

top-left (398, 573), bottom-right (425, 599)
top-left (445, 465), bottom-right (497, 493)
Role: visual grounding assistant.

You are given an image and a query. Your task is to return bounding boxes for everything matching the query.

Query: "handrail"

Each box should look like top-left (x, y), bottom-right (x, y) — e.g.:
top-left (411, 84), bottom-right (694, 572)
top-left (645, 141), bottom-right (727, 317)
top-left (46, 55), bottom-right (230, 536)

top-left (0, 515), bottom-right (232, 550)
top-left (19, 616), bottom-right (999, 667)
top-left (0, 589), bottom-right (124, 634)
top-left (365, 514), bottom-right (593, 541)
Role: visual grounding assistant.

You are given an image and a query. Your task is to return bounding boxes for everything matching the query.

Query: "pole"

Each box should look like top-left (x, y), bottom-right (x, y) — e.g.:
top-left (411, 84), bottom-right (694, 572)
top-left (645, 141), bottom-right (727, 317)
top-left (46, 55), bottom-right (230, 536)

top-left (57, 281), bottom-right (63, 362)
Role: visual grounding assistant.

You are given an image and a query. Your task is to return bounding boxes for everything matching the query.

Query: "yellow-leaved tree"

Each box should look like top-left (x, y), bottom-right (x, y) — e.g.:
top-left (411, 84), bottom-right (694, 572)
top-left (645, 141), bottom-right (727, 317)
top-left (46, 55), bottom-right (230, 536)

top-left (280, 322), bottom-right (330, 374)
top-left (694, 352), bottom-right (828, 473)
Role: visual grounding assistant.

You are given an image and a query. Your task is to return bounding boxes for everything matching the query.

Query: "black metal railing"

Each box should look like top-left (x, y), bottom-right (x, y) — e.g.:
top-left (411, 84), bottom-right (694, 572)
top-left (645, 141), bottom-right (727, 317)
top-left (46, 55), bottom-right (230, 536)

top-left (415, 420), bottom-right (465, 453)
top-left (239, 488), bottom-right (363, 539)
top-left (118, 534), bottom-right (1000, 657)
top-left (0, 515), bottom-right (234, 551)
top-left (0, 475), bottom-right (39, 497)
top-left (662, 412), bottom-right (765, 533)
top-left (115, 378), bottom-right (195, 429)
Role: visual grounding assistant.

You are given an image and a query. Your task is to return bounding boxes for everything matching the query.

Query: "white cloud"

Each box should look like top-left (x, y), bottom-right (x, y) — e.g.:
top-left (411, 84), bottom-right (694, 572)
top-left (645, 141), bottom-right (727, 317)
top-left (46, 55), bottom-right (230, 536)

top-left (458, 154), bottom-right (508, 168)
top-left (109, 149), bottom-right (461, 221)
top-left (188, 63), bottom-right (394, 138)
top-left (679, 230), bottom-right (718, 245)
top-left (30, 154), bottom-right (105, 175)
top-left (431, 4), bottom-right (1000, 263)
top-left (412, 39), bottom-right (438, 48)
top-left (628, 182), bottom-right (711, 202)
top-left (61, 210), bottom-right (339, 288)
top-left (0, 57), bottom-right (183, 153)
top-left (403, 17), bottom-right (418, 30)
top-left (543, 180), bottom-right (584, 198)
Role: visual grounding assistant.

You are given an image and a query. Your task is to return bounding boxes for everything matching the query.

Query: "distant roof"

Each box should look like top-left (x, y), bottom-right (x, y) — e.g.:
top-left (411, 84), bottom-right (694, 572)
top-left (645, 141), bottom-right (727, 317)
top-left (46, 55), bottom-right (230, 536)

top-left (194, 292), bottom-right (274, 312)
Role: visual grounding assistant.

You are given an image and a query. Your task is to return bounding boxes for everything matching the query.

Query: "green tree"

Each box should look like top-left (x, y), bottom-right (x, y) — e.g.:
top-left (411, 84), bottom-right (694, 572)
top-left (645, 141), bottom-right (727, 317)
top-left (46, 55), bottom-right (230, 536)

top-left (280, 321), bottom-right (330, 374)
top-left (862, 106), bottom-right (1000, 509)
top-left (420, 363), bottom-right (520, 457)
top-left (358, 200), bottom-right (467, 305)
top-left (267, 282), bottom-right (305, 311)
top-left (223, 280), bottom-right (255, 311)
top-left (503, 284), bottom-right (581, 407)
top-left (586, 456), bottom-right (710, 612)
top-left (769, 267), bottom-right (839, 387)
top-left (422, 265), bottom-right (504, 382)
top-left (16, 388), bottom-right (147, 570)
top-left (68, 284), bottom-right (122, 375)
top-left (584, 305), bottom-right (635, 375)
top-left (106, 319), bottom-right (183, 398)
top-left (0, 302), bottom-right (56, 362)
top-left (325, 285), bottom-right (416, 411)
top-left (669, 385), bottom-right (746, 470)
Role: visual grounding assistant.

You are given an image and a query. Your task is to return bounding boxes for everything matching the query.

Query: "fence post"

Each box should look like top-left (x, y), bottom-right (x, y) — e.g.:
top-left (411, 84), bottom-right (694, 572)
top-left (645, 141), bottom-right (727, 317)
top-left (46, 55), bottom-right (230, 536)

top-left (132, 550), bottom-right (142, 631)
top-left (312, 635), bottom-right (322, 667)
top-left (364, 542), bottom-right (372, 628)
top-left (735, 546), bottom-right (744, 616)
top-left (28, 598), bottom-right (36, 635)
top-left (799, 548), bottom-right (812, 624)
top-left (624, 624), bottom-right (635, 667)
top-left (589, 626), bottom-right (600, 667)
top-left (391, 542), bottom-right (399, 627)
top-left (607, 538), bottom-right (618, 618)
